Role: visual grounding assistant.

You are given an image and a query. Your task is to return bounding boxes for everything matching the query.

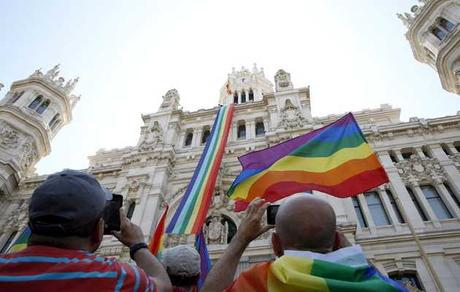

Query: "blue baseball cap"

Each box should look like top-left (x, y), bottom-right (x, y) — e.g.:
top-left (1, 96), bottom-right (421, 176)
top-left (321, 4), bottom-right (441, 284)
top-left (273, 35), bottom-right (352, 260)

top-left (28, 169), bottom-right (112, 235)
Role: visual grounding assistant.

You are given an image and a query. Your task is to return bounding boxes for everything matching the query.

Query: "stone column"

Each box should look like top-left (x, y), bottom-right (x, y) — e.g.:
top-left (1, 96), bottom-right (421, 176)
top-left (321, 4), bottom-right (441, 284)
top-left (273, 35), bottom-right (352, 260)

top-left (433, 178), bottom-right (460, 218)
top-left (193, 129), bottom-right (202, 147)
top-left (378, 151), bottom-right (425, 229)
top-left (357, 194), bottom-right (376, 232)
top-left (247, 121), bottom-right (255, 139)
top-left (393, 150), bottom-right (404, 162)
top-left (431, 144), bottom-right (460, 200)
top-left (232, 123), bottom-right (237, 141)
top-left (378, 186), bottom-right (401, 231)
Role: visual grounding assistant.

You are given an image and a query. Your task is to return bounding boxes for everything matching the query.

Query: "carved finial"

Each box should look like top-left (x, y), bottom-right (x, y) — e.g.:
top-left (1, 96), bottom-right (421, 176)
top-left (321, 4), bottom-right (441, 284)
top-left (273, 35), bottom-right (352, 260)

top-left (64, 77), bottom-right (79, 93)
top-left (45, 64), bottom-right (60, 80)
top-left (252, 63), bottom-right (258, 73)
top-left (397, 13), bottom-right (411, 28)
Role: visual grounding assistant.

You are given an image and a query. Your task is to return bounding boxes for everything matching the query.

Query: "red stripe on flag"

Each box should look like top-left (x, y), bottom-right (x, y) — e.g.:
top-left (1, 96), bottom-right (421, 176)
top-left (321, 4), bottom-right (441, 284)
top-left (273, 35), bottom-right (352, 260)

top-left (149, 204), bottom-right (169, 255)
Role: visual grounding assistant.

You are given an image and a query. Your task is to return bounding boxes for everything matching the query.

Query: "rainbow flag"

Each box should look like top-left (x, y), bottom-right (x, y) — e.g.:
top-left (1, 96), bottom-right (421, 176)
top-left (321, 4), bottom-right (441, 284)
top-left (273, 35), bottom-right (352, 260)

top-left (225, 252), bottom-right (404, 291)
top-left (7, 227), bottom-right (31, 254)
top-left (167, 104), bottom-right (234, 234)
top-left (149, 204), bottom-right (169, 256)
top-left (195, 230), bottom-right (211, 289)
top-left (228, 113), bottom-right (388, 211)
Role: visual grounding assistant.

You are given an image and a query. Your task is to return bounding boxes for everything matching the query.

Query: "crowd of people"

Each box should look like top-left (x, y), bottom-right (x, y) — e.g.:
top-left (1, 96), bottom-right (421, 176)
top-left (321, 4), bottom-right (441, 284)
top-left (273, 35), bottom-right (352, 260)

top-left (0, 169), bottom-right (405, 291)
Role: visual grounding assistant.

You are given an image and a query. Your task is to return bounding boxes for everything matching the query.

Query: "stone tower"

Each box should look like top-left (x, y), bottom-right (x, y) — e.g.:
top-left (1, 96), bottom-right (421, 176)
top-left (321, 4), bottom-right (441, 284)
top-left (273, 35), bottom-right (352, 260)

top-left (0, 65), bottom-right (80, 196)
top-left (219, 64), bottom-right (274, 105)
top-left (398, 0), bottom-right (460, 95)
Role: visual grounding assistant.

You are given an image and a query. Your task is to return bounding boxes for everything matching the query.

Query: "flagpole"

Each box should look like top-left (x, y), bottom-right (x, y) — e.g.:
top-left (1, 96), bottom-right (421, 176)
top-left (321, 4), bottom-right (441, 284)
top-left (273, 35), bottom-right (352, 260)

top-left (392, 190), bottom-right (444, 292)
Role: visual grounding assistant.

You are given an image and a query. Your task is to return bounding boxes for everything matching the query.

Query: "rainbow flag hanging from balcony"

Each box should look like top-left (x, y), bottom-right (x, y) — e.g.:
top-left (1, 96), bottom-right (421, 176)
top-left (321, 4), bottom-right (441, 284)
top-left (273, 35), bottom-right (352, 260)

top-left (228, 113), bottom-right (389, 211)
top-left (167, 104), bottom-right (234, 234)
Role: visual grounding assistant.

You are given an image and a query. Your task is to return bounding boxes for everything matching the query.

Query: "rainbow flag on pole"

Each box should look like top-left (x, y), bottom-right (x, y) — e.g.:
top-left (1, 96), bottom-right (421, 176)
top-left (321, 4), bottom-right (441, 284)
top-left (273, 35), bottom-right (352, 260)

top-left (195, 230), bottom-right (211, 289)
top-left (228, 113), bottom-right (388, 211)
top-left (7, 227), bottom-right (31, 254)
top-left (149, 204), bottom-right (169, 257)
top-left (167, 105), bottom-right (234, 234)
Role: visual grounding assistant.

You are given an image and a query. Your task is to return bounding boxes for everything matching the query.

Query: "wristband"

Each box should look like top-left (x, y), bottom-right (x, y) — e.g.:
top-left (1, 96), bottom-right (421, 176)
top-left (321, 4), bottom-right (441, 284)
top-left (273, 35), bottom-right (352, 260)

top-left (129, 242), bottom-right (148, 260)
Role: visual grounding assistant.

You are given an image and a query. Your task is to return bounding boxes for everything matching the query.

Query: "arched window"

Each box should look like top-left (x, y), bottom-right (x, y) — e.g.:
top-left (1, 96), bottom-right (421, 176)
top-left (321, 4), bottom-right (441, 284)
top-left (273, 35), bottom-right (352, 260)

top-left (400, 148), bottom-right (415, 160)
top-left (10, 91), bottom-right (24, 104)
top-left (439, 17), bottom-right (455, 32)
top-left (0, 231), bottom-right (18, 254)
top-left (248, 88), bottom-right (254, 101)
top-left (388, 150), bottom-right (398, 163)
top-left (237, 122), bottom-right (246, 139)
top-left (441, 143), bottom-right (452, 155)
top-left (364, 191), bottom-right (390, 226)
top-left (28, 95), bottom-right (43, 110)
top-left (389, 272), bottom-right (423, 291)
top-left (233, 91), bottom-right (238, 104)
top-left (352, 197), bottom-right (367, 228)
top-left (421, 145), bottom-right (432, 158)
top-left (432, 26), bottom-right (447, 40)
top-left (201, 127), bottom-right (211, 145)
top-left (127, 201), bottom-right (136, 219)
top-left (421, 185), bottom-right (452, 220)
top-left (255, 120), bottom-right (265, 136)
top-left (36, 99), bottom-right (50, 114)
top-left (241, 90), bottom-right (246, 103)
top-left (49, 113), bottom-right (61, 130)
top-left (184, 131), bottom-right (193, 147)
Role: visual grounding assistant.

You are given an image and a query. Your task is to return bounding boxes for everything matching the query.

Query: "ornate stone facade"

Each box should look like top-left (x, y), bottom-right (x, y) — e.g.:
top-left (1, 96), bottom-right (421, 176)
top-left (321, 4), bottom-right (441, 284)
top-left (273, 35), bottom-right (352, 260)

top-left (1, 66), bottom-right (460, 290)
top-left (399, 0), bottom-right (460, 95)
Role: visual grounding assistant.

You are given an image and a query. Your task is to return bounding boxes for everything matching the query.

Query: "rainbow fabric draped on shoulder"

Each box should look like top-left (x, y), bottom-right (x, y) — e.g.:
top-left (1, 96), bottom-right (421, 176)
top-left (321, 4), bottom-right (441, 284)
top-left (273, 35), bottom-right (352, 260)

top-left (228, 113), bottom-right (389, 211)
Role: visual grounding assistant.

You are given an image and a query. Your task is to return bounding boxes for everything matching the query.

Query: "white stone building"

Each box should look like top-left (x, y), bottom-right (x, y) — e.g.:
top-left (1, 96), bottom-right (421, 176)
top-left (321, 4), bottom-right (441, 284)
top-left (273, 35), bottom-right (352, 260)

top-left (399, 0), bottom-right (460, 95)
top-left (1, 65), bottom-right (460, 291)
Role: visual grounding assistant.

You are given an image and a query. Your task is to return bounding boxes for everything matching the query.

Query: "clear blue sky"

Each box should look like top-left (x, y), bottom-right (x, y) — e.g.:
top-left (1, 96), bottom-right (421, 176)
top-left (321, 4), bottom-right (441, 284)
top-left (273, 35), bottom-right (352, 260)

top-left (1, 0), bottom-right (459, 175)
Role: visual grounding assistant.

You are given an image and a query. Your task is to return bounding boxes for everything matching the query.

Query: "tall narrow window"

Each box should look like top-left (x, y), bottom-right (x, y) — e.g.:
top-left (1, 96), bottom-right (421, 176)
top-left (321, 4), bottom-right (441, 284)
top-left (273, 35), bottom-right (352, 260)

top-left (389, 151), bottom-right (398, 163)
top-left (432, 26), bottom-right (447, 40)
top-left (386, 190), bottom-right (405, 223)
top-left (407, 187), bottom-right (428, 221)
top-left (28, 95), bottom-right (43, 110)
top-left (10, 91), bottom-right (24, 104)
top-left (444, 183), bottom-right (460, 208)
top-left (36, 99), bottom-right (50, 114)
top-left (255, 120), bottom-right (265, 137)
top-left (365, 191), bottom-right (390, 226)
top-left (421, 185), bottom-right (453, 219)
top-left (233, 92), bottom-right (238, 104)
top-left (441, 143), bottom-right (453, 155)
top-left (241, 90), bottom-right (246, 103)
top-left (0, 231), bottom-right (18, 254)
top-left (184, 132), bottom-right (193, 147)
top-left (352, 197), bottom-right (368, 228)
top-left (439, 17), bottom-right (455, 32)
top-left (201, 127), bottom-right (210, 145)
top-left (237, 123), bottom-right (246, 139)
top-left (421, 146), bottom-right (432, 158)
top-left (48, 113), bottom-right (61, 130)
top-left (248, 89), bottom-right (254, 101)
top-left (127, 201), bottom-right (136, 219)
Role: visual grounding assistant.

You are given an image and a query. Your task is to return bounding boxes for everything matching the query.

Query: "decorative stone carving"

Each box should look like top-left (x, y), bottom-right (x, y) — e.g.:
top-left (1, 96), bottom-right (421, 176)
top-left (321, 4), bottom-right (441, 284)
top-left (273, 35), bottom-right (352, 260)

top-left (449, 153), bottom-right (460, 170)
top-left (139, 121), bottom-right (163, 151)
top-left (45, 64), bottom-right (60, 80)
top-left (278, 99), bottom-right (306, 130)
top-left (5, 200), bottom-right (28, 230)
top-left (164, 233), bottom-right (188, 248)
top-left (274, 69), bottom-right (293, 91)
top-left (160, 89), bottom-right (180, 110)
top-left (0, 123), bottom-right (20, 148)
top-left (21, 139), bottom-right (38, 172)
top-left (124, 176), bottom-right (148, 200)
top-left (395, 155), bottom-right (446, 184)
top-left (204, 215), bottom-right (228, 245)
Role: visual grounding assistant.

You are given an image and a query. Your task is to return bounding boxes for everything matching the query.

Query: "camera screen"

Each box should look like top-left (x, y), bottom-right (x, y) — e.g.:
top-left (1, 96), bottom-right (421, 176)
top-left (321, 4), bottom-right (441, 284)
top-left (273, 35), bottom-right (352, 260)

top-left (267, 204), bottom-right (279, 225)
top-left (103, 194), bottom-right (123, 234)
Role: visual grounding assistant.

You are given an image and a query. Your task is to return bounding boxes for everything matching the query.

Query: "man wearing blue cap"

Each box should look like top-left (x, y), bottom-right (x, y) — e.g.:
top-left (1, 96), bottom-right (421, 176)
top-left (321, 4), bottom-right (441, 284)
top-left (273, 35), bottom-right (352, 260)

top-left (0, 169), bottom-right (172, 292)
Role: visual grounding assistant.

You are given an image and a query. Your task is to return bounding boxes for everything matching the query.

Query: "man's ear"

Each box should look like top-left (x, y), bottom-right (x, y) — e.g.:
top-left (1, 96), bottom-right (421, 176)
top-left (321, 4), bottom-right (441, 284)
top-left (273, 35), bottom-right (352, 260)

top-left (271, 232), bottom-right (284, 257)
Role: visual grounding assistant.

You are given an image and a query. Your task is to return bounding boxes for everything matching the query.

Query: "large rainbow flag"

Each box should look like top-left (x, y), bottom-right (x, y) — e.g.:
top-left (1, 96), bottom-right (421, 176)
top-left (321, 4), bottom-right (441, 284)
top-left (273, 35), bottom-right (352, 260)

top-left (228, 113), bottom-right (388, 211)
top-left (149, 204), bottom-right (169, 257)
top-left (167, 104), bottom-right (234, 234)
top-left (225, 250), bottom-right (404, 291)
top-left (6, 227), bottom-right (31, 254)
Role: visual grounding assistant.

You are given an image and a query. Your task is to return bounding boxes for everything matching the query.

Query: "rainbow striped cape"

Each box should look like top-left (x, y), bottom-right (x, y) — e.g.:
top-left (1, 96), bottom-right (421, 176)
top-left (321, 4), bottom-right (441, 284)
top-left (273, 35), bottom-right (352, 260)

top-left (167, 104), bottom-right (234, 234)
top-left (7, 227), bottom-right (31, 254)
top-left (225, 246), bottom-right (405, 292)
top-left (149, 204), bottom-right (169, 257)
top-left (228, 113), bottom-right (388, 211)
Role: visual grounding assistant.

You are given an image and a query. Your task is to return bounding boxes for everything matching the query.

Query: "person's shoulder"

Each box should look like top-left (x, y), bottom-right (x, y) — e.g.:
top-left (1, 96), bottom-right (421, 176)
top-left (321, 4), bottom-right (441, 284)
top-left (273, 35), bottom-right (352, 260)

top-left (115, 261), bottom-right (157, 291)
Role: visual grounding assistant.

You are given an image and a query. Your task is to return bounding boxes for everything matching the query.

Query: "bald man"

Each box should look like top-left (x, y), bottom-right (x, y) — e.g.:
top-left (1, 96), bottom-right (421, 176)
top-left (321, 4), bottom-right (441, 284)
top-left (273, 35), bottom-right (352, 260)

top-left (202, 195), bottom-right (404, 292)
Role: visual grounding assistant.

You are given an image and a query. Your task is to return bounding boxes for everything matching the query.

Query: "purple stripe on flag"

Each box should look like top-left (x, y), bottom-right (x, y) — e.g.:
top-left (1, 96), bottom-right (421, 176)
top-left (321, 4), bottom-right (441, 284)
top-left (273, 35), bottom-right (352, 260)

top-left (195, 231), bottom-right (211, 289)
top-left (239, 113), bottom-right (354, 170)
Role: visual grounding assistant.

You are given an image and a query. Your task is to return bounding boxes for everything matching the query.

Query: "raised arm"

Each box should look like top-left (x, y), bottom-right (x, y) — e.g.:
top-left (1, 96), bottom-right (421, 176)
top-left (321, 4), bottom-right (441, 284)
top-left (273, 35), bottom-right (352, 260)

top-left (113, 210), bottom-right (172, 292)
top-left (202, 198), bottom-right (273, 292)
